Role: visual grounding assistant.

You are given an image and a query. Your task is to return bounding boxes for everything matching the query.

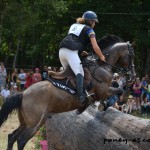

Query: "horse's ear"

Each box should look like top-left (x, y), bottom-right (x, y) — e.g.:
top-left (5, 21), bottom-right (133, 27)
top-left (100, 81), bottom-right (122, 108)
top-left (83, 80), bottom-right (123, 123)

top-left (131, 41), bottom-right (136, 47)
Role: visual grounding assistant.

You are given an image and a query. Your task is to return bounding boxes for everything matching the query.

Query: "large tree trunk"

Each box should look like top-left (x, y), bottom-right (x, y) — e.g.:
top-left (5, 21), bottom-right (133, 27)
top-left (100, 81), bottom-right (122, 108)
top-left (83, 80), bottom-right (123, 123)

top-left (46, 107), bottom-right (150, 150)
top-left (12, 34), bottom-right (21, 69)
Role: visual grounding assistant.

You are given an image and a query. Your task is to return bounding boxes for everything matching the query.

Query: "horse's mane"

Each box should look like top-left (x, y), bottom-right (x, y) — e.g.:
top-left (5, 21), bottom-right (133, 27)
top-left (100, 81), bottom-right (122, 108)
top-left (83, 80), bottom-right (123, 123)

top-left (97, 35), bottom-right (125, 50)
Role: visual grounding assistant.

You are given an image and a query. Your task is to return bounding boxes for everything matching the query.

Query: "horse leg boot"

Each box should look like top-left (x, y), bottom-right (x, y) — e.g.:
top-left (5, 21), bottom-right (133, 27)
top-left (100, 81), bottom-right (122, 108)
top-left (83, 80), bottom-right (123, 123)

top-left (76, 73), bottom-right (86, 104)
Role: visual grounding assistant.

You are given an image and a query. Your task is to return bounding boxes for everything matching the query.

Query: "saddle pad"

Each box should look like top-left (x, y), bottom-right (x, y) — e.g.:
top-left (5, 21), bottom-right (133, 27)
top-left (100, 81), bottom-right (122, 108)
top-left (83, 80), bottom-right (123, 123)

top-left (46, 77), bottom-right (76, 95)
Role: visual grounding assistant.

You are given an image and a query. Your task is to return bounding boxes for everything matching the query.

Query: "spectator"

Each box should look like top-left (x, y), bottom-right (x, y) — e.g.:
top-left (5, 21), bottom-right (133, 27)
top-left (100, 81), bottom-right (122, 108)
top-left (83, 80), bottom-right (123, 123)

top-left (32, 68), bottom-right (42, 84)
top-left (1, 85), bottom-right (10, 102)
top-left (146, 80), bottom-right (150, 102)
top-left (145, 74), bottom-right (149, 82)
top-left (141, 76), bottom-right (147, 103)
top-left (11, 85), bottom-right (19, 95)
top-left (48, 66), bottom-right (52, 71)
top-left (11, 68), bottom-right (18, 86)
top-left (18, 69), bottom-right (26, 91)
top-left (127, 79), bottom-right (135, 96)
top-left (59, 67), bottom-right (64, 72)
top-left (24, 70), bottom-right (33, 89)
top-left (42, 66), bottom-right (48, 81)
top-left (141, 94), bottom-right (148, 116)
top-left (116, 95), bottom-right (125, 111)
top-left (126, 95), bottom-right (135, 114)
top-left (112, 73), bottom-right (119, 88)
top-left (0, 62), bottom-right (7, 89)
top-left (118, 73), bottom-right (127, 91)
top-left (133, 77), bottom-right (142, 110)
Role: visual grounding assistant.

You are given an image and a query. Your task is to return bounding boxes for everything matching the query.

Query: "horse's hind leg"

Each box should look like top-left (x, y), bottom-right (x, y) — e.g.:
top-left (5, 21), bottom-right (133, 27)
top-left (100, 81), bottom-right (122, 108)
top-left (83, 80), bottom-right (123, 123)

top-left (7, 126), bottom-right (25, 150)
top-left (17, 126), bottom-right (41, 150)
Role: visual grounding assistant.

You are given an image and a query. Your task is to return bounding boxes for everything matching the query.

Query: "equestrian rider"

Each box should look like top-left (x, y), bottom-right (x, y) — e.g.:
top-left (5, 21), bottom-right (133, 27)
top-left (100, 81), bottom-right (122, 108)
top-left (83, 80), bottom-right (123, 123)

top-left (59, 11), bottom-right (105, 104)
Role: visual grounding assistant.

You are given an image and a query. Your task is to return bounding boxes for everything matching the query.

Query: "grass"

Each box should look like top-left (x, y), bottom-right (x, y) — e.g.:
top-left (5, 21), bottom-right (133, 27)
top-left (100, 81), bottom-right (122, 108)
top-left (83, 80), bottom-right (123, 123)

top-left (0, 113), bottom-right (36, 150)
top-left (131, 110), bottom-right (150, 119)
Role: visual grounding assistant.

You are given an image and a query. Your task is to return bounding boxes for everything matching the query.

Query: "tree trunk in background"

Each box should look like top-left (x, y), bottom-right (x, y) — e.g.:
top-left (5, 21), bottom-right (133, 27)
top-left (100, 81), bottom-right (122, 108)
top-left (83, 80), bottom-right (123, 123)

top-left (12, 34), bottom-right (20, 69)
top-left (46, 107), bottom-right (150, 150)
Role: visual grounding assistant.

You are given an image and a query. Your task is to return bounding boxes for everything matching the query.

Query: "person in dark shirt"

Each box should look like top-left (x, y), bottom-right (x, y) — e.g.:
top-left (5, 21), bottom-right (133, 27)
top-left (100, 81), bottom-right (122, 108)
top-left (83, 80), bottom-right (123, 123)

top-left (42, 66), bottom-right (48, 81)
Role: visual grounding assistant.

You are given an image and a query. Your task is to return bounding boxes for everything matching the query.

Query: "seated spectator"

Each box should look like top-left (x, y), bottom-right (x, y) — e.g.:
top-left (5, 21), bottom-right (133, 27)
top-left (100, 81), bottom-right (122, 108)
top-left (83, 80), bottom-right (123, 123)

top-left (116, 95), bottom-right (125, 111)
top-left (11, 85), bottom-right (19, 95)
top-left (126, 95), bottom-right (135, 114)
top-left (140, 93), bottom-right (149, 116)
top-left (1, 85), bottom-right (10, 102)
top-left (146, 101), bottom-right (150, 116)
top-left (122, 103), bottom-right (128, 113)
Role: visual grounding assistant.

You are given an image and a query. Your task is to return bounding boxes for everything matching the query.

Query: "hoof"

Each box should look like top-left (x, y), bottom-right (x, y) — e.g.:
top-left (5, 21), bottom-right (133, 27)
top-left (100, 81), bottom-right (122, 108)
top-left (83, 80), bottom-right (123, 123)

top-left (98, 104), bottom-right (105, 112)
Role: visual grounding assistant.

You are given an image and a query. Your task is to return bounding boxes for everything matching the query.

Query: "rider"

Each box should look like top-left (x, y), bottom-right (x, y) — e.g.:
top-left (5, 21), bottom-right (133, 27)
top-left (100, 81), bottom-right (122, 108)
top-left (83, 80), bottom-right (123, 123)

top-left (59, 11), bottom-right (105, 104)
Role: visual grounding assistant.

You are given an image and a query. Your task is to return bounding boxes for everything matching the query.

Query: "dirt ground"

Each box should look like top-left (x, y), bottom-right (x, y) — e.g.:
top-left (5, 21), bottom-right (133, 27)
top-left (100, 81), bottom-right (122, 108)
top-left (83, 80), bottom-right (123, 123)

top-left (0, 112), bottom-right (35, 150)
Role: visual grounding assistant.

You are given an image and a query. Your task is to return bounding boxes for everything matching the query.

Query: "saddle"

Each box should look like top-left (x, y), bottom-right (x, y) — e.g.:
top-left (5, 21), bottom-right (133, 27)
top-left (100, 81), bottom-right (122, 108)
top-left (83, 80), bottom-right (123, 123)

top-left (48, 66), bottom-right (93, 91)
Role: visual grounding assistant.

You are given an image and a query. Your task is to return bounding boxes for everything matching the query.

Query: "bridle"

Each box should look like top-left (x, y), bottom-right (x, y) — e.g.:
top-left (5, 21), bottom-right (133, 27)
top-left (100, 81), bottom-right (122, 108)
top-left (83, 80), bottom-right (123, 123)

top-left (82, 42), bottom-right (136, 82)
top-left (124, 42), bottom-right (136, 79)
top-left (101, 42), bottom-right (136, 78)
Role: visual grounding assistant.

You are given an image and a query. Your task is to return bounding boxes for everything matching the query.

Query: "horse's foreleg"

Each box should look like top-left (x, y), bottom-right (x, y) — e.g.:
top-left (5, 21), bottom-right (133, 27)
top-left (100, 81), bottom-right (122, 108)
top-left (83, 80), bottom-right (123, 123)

top-left (7, 126), bottom-right (25, 150)
top-left (98, 87), bottom-right (123, 111)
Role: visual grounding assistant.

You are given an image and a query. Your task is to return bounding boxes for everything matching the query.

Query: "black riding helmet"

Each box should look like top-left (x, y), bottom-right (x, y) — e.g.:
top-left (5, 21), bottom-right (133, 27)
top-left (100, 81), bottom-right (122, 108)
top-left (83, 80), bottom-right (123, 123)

top-left (82, 11), bottom-right (98, 22)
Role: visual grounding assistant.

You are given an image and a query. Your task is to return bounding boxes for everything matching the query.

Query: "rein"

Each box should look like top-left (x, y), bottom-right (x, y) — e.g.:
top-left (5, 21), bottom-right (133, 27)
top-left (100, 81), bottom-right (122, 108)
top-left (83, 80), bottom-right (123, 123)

top-left (82, 60), bottom-right (103, 83)
top-left (96, 55), bottom-right (128, 74)
top-left (102, 59), bottom-right (126, 72)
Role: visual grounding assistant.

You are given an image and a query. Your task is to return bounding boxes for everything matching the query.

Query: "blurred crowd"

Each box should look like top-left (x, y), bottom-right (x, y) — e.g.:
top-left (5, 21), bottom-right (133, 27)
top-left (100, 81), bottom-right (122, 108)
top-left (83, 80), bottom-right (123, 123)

top-left (110, 72), bottom-right (150, 116)
top-left (0, 62), bottom-right (63, 103)
top-left (0, 61), bottom-right (150, 117)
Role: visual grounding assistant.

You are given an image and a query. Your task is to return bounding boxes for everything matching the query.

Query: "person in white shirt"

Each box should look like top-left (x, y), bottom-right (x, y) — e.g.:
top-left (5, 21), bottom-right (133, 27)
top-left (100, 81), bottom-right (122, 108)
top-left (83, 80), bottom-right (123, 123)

top-left (1, 85), bottom-right (10, 102)
top-left (18, 69), bottom-right (26, 91)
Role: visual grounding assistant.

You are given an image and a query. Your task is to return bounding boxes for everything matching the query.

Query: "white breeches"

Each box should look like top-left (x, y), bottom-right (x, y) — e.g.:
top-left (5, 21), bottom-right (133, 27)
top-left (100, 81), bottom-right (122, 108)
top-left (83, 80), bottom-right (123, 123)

top-left (59, 48), bottom-right (84, 76)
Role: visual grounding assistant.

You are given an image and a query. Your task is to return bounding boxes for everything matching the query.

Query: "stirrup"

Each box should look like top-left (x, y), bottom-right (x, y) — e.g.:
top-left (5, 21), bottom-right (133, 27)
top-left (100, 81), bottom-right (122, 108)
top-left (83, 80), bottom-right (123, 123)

top-left (85, 90), bottom-right (95, 103)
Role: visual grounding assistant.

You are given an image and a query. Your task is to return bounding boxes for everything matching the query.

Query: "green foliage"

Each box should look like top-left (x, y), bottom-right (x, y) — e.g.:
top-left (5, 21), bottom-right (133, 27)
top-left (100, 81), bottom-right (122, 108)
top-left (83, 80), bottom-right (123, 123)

top-left (34, 125), bottom-right (47, 149)
top-left (0, 0), bottom-right (149, 75)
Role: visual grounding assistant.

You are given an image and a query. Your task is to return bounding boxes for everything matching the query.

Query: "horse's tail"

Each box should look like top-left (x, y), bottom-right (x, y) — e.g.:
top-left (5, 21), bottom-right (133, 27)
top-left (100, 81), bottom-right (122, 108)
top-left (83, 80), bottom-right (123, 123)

top-left (0, 93), bottom-right (23, 127)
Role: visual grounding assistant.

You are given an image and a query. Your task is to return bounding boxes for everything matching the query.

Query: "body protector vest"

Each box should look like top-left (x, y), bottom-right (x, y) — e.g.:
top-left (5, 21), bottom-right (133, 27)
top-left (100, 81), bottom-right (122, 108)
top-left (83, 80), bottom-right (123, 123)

top-left (59, 23), bottom-right (95, 52)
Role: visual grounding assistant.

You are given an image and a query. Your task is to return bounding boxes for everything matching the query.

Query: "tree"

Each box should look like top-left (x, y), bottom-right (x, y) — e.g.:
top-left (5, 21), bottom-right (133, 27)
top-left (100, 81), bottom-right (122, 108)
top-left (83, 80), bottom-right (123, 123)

top-left (0, 0), bottom-right (149, 75)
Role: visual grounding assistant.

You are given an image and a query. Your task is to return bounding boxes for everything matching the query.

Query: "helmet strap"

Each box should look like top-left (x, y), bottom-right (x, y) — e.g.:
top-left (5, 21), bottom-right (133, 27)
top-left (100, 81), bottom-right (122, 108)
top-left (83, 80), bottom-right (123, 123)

top-left (85, 20), bottom-right (92, 27)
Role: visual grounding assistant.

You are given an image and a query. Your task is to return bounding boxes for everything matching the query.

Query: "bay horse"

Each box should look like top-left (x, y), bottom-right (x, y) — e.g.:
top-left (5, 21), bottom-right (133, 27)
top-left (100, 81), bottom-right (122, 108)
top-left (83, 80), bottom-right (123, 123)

top-left (0, 35), bottom-right (135, 150)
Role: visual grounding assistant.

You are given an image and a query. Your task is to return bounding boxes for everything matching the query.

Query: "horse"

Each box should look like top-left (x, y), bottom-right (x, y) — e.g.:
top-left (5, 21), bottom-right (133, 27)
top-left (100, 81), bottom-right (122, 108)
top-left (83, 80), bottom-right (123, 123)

top-left (95, 35), bottom-right (136, 97)
top-left (0, 35), bottom-right (135, 150)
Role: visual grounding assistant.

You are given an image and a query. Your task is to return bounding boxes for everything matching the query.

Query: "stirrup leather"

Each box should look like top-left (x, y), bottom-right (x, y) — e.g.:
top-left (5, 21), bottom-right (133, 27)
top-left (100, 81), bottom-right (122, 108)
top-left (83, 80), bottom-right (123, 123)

top-left (85, 90), bottom-right (95, 103)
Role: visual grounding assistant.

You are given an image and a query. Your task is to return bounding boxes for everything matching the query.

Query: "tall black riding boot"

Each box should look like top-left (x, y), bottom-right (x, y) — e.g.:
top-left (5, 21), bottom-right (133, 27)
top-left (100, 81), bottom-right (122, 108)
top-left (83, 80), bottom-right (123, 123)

top-left (76, 73), bottom-right (86, 104)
